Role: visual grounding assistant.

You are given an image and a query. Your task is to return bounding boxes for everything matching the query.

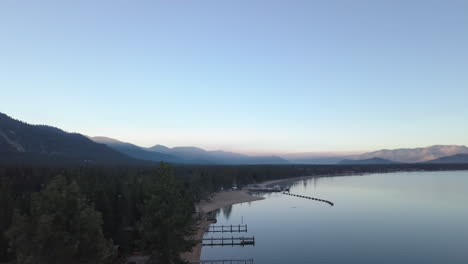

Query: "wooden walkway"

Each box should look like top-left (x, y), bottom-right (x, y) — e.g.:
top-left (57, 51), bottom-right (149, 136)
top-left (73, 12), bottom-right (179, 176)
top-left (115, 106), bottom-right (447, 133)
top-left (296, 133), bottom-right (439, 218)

top-left (203, 236), bottom-right (255, 246)
top-left (191, 259), bottom-right (254, 264)
top-left (208, 224), bottom-right (247, 233)
top-left (283, 192), bottom-right (334, 206)
top-left (144, 255), bottom-right (157, 264)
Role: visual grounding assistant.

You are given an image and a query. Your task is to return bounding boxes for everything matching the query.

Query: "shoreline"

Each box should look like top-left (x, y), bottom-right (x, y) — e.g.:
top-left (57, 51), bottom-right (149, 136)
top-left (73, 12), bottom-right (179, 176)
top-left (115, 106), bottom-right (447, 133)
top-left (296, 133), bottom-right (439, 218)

top-left (198, 190), bottom-right (265, 214)
top-left (261, 172), bottom-right (384, 188)
top-left (182, 174), bottom-right (355, 262)
top-left (182, 190), bottom-right (264, 262)
top-left (182, 171), bottom-right (384, 262)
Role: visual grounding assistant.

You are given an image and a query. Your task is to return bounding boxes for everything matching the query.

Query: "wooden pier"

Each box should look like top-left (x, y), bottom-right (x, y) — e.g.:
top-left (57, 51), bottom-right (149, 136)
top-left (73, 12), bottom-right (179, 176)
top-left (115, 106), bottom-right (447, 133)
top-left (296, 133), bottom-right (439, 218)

top-left (203, 236), bottom-right (255, 246)
top-left (191, 259), bottom-right (254, 264)
top-left (283, 192), bottom-right (334, 206)
top-left (208, 224), bottom-right (247, 233)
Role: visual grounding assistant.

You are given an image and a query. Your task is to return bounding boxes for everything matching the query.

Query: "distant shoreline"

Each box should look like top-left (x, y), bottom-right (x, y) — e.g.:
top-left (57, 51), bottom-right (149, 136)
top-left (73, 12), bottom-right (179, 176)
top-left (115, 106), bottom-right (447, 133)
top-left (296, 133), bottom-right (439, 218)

top-left (183, 169), bottom-right (468, 262)
top-left (259, 172), bottom-right (369, 188)
top-left (183, 173), bottom-right (376, 262)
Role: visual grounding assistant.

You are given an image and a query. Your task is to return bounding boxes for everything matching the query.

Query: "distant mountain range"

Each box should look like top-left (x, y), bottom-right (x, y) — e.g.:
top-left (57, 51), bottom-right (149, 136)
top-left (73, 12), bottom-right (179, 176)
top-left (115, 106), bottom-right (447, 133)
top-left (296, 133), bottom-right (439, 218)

top-left (339, 157), bottom-right (401, 165)
top-left (1, 112), bottom-right (468, 165)
top-left (278, 153), bottom-right (349, 165)
top-left (92, 138), bottom-right (289, 165)
top-left (353, 145), bottom-right (468, 163)
top-left (146, 145), bottom-right (288, 164)
top-left (279, 146), bottom-right (468, 165)
top-left (91, 137), bottom-right (181, 163)
top-left (282, 146), bottom-right (468, 165)
top-left (424, 154), bottom-right (468, 164)
top-left (0, 113), bottom-right (287, 165)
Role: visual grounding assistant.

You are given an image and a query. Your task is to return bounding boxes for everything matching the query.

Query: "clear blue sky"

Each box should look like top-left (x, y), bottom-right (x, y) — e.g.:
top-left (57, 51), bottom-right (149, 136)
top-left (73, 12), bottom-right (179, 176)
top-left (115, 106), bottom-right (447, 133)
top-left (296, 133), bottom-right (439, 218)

top-left (1, 0), bottom-right (467, 153)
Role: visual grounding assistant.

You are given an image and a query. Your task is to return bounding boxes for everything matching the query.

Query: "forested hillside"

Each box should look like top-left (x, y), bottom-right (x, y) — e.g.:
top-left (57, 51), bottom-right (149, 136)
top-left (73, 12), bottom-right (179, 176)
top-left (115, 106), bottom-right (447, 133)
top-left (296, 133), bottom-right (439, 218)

top-left (2, 162), bottom-right (468, 263)
top-left (0, 113), bottom-right (142, 165)
top-left (0, 164), bottom-right (195, 263)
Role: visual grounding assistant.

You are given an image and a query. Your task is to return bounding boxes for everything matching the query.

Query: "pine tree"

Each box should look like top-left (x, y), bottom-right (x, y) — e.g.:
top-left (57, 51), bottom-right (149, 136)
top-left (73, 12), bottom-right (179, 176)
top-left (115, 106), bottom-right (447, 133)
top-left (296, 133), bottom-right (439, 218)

top-left (6, 175), bottom-right (114, 264)
top-left (138, 163), bottom-right (195, 264)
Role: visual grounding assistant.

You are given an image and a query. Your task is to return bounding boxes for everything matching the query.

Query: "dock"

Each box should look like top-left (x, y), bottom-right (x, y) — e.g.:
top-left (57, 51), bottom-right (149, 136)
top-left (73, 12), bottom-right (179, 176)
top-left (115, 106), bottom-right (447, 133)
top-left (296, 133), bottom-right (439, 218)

top-left (283, 192), bottom-right (334, 206)
top-left (207, 224), bottom-right (247, 233)
top-left (190, 259), bottom-right (254, 264)
top-left (203, 236), bottom-right (255, 246)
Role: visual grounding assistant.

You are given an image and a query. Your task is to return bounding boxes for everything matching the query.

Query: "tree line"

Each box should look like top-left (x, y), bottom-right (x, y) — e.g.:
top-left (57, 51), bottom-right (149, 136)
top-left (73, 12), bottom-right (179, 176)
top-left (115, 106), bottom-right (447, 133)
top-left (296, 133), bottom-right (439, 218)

top-left (1, 163), bottom-right (467, 263)
top-left (0, 164), bottom-right (195, 264)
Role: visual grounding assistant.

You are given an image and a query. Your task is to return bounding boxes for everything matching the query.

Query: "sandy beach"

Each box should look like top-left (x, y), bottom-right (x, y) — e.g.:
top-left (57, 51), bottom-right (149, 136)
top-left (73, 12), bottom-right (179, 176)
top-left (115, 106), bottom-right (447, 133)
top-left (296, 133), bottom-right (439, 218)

top-left (181, 176), bottom-right (321, 262)
top-left (198, 190), bottom-right (265, 213)
top-left (182, 190), bottom-right (264, 262)
top-left (182, 175), bottom-right (343, 262)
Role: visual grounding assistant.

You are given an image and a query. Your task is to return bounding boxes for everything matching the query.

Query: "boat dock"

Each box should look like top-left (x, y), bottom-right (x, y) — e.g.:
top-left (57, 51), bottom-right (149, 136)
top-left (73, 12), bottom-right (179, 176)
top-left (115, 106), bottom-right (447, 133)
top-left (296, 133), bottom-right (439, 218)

top-left (202, 237), bottom-right (255, 246)
top-left (191, 259), bottom-right (254, 264)
top-left (208, 224), bottom-right (247, 233)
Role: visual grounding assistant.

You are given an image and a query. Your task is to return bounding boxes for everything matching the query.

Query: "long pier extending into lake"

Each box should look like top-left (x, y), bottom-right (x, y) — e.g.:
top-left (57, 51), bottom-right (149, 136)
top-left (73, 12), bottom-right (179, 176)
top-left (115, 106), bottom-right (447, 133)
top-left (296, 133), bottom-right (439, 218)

top-left (191, 259), bottom-right (254, 264)
top-left (203, 237), bottom-right (255, 246)
top-left (208, 224), bottom-right (247, 233)
top-left (283, 192), bottom-right (334, 206)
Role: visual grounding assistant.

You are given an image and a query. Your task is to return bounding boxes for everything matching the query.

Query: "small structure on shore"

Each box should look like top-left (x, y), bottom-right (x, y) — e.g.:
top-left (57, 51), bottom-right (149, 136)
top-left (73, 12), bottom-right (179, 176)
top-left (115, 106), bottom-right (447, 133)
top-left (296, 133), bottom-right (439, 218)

top-left (243, 184), bottom-right (283, 192)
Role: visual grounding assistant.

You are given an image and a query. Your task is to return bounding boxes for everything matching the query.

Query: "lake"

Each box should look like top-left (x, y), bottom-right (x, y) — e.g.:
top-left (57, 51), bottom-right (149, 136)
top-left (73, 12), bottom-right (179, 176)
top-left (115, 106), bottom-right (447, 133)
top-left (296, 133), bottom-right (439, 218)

top-left (201, 171), bottom-right (468, 264)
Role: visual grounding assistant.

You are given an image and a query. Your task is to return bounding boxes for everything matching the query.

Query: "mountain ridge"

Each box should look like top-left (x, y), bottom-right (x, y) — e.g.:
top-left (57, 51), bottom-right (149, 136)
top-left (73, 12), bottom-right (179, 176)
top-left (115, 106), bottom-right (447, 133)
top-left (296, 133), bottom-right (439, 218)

top-left (425, 154), bottom-right (468, 164)
top-left (91, 137), bottom-right (182, 163)
top-left (354, 145), bottom-right (468, 163)
top-left (3, 112), bottom-right (468, 165)
top-left (0, 112), bottom-right (144, 165)
top-left (339, 157), bottom-right (400, 165)
top-left (147, 144), bottom-right (289, 165)
top-left (91, 137), bottom-right (289, 165)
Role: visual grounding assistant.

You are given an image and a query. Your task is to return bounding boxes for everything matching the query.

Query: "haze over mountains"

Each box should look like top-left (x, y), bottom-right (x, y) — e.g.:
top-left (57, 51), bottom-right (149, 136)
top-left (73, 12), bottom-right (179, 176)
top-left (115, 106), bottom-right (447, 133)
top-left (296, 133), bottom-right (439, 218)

top-left (90, 137), bottom-right (182, 163)
top-left (1, 112), bottom-right (468, 165)
top-left (339, 157), bottom-right (401, 165)
top-left (423, 154), bottom-right (468, 164)
top-left (91, 137), bottom-right (288, 165)
top-left (352, 145), bottom-right (468, 163)
top-left (278, 152), bottom-right (351, 165)
top-left (148, 145), bottom-right (288, 164)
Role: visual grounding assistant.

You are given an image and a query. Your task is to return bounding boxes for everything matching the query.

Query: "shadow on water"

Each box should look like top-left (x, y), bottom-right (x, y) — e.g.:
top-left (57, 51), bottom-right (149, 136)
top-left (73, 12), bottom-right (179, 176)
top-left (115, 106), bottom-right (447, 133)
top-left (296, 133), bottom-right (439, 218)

top-left (202, 171), bottom-right (468, 264)
top-left (222, 205), bottom-right (233, 219)
top-left (214, 205), bottom-right (233, 220)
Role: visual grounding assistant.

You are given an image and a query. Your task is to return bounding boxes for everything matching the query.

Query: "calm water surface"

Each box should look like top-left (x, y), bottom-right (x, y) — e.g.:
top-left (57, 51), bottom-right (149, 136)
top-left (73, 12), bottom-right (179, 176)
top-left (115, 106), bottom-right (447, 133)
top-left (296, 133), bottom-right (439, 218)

top-left (201, 171), bottom-right (468, 264)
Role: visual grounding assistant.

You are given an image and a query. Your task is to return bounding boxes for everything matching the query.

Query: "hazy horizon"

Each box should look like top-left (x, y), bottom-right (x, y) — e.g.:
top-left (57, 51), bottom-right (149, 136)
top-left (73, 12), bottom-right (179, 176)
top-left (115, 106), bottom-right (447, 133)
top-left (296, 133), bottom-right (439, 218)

top-left (89, 133), bottom-right (467, 156)
top-left (3, 110), bottom-right (468, 157)
top-left (2, 0), bottom-right (468, 153)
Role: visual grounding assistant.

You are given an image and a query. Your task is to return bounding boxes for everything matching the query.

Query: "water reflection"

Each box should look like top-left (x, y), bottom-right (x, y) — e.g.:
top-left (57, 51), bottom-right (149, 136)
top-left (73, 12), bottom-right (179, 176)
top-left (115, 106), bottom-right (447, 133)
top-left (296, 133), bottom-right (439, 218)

top-left (202, 171), bottom-right (468, 264)
top-left (220, 205), bottom-right (233, 219)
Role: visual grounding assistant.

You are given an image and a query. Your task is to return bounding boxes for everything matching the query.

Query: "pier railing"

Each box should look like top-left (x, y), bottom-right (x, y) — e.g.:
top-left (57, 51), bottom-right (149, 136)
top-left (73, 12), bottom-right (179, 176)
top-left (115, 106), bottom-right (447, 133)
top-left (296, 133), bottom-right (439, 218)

top-left (207, 224), bottom-right (247, 233)
top-left (202, 236), bottom-right (255, 246)
top-left (190, 259), bottom-right (254, 264)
